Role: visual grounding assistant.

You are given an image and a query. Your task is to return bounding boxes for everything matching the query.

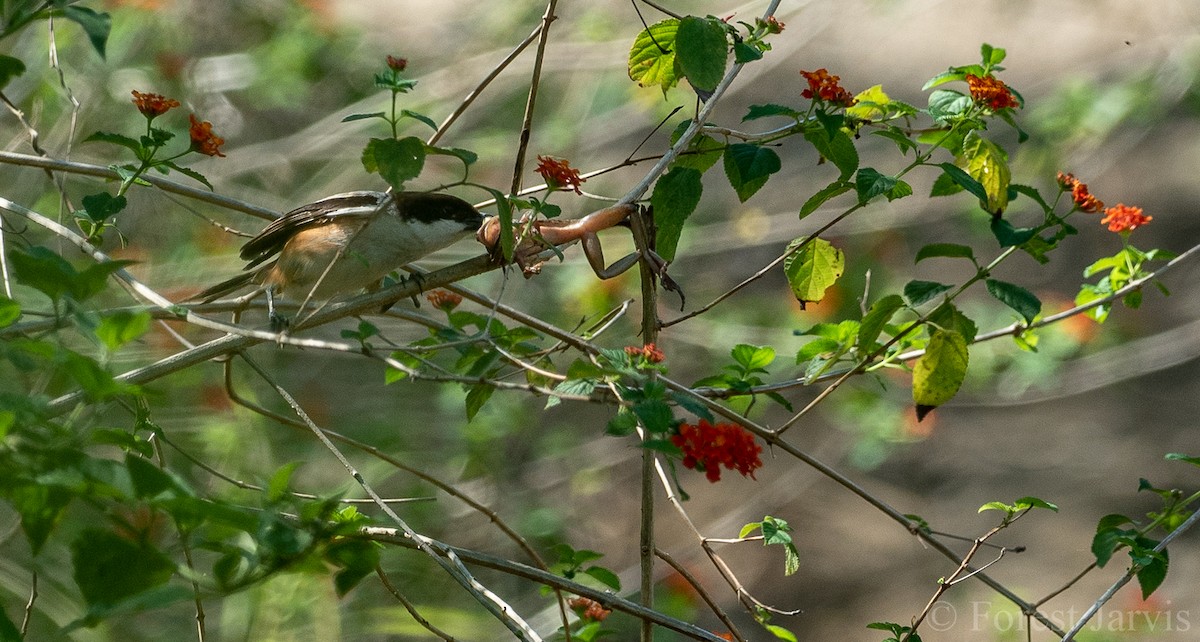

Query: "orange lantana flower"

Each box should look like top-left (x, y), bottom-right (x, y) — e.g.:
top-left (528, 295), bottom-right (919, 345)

top-left (535, 155), bottom-right (584, 194)
top-left (965, 74), bottom-right (1020, 111)
top-left (131, 90), bottom-right (179, 118)
top-left (1057, 172), bottom-right (1105, 213)
top-left (1100, 204), bottom-right (1152, 233)
top-left (188, 114), bottom-right (225, 157)
top-left (800, 68), bottom-right (855, 107)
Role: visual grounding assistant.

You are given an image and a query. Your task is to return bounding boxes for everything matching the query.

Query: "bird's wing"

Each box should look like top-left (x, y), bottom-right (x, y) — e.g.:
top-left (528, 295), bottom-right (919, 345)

top-left (239, 191), bottom-right (389, 268)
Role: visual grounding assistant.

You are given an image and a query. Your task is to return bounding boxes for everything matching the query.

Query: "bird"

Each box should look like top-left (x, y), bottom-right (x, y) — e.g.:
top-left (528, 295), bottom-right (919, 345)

top-left (196, 190), bottom-right (484, 325)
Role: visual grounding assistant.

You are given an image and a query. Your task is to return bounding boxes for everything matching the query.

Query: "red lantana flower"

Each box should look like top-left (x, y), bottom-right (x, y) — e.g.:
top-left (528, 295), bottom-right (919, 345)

top-left (624, 343), bottom-right (665, 363)
top-left (1057, 172), bottom-right (1105, 213)
top-left (965, 74), bottom-right (1020, 111)
top-left (535, 155), bottom-right (585, 194)
top-left (567, 597), bottom-right (611, 622)
top-left (800, 68), bottom-right (856, 107)
top-left (188, 114), bottom-right (226, 157)
top-left (1100, 204), bottom-right (1152, 233)
top-left (386, 55), bottom-right (408, 72)
top-left (671, 420), bottom-right (763, 483)
top-left (131, 90), bottom-right (179, 118)
top-left (426, 289), bottom-right (463, 311)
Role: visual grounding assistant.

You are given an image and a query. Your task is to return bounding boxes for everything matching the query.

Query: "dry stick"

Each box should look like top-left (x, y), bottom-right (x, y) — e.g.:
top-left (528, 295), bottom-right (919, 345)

top-left (361, 527), bottom-right (729, 642)
top-left (655, 549), bottom-right (747, 642)
top-left (0, 151), bottom-right (279, 220)
top-left (508, 0), bottom-right (558, 197)
top-left (19, 572), bottom-right (36, 638)
top-left (375, 566), bottom-right (457, 641)
top-left (1061, 507), bottom-right (1200, 641)
top-left (632, 209), bottom-right (660, 642)
top-left (236, 353), bottom-right (541, 642)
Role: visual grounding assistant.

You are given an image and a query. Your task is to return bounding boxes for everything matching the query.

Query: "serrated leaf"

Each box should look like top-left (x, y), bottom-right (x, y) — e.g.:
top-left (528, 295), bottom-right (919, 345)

top-left (799, 180), bottom-right (852, 219)
top-left (71, 529), bottom-right (174, 607)
top-left (80, 192), bottom-right (127, 223)
top-left (903, 280), bottom-right (952, 306)
top-left (85, 130), bottom-right (143, 154)
top-left (1136, 549), bottom-right (1168, 599)
top-left (928, 303), bottom-right (978, 343)
top-left (963, 131), bottom-right (1010, 213)
top-left (95, 310), bottom-right (152, 351)
top-left (161, 161), bottom-right (214, 190)
top-left (985, 278), bottom-right (1041, 323)
top-left (872, 127), bottom-right (918, 155)
top-left (927, 89), bottom-right (973, 123)
top-left (671, 131), bottom-right (724, 173)
top-left (361, 136), bottom-right (425, 191)
top-left (803, 128), bottom-right (859, 181)
top-left (731, 344), bottom-right (774, 371)
top-left (912, 329), bottom-right (968, 412)
top-left (628, 18), bottom-right (680, 96)
top-left (783, 238), bottom-right (844, 306)
top-left (915, 243), bottom-right (975, 263)
top-left (743, 103), bottom-right (801, 121)
top-left (399, 108), bottom-right (437, 130)
top-left (674, 16), bottom-right (728, 92)
top-left (855, 168), bottom-right (896, 204)
top-left (652, 166), bottom-right (703, 261)
top-left (464, 383), bottom-right (494, 420)
top-left (723, 144), bottom-right (780, 202)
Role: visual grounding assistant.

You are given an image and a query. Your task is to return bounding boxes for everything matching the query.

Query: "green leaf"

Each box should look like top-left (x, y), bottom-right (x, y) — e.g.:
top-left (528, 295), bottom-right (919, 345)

top-left (426, 145), bottom-right (478, 168)
top-left (628, 18), bottom-right (680, 96)
top-left (399, 108), bottom-right (438, 130)
top-left (928, 303), bottom-right (978, 343)
top-left (915, 243), bottom-right (975, 264)
top-left (95, 310), bottom-right (152, 351)
top-left (981, 43), bottom-right (1006, 66)
top-left (744, 103), bottom-right (801, 121)
top-left (985, 278), bottom-right (1041, 324)
top-left (360, 136), bottom-right (426, 191)
top-left (606, 411), bottom-right (638, 436)
top-left (912, 329), bottom-right (969, 415)
top-left (927, 89), bottom-right (972, 123)
top-left (858, 294), bottom-right (905, 351)
top-left (161, 161), bottom-right (214, 190)
top-left (0, 296), bottom-right (19, 328)
top-left (739, 521), bottom-right (763, 539)
top-left (903, 280), bottom-right (952, 306)
top-left (783, 238), bottom-right (844, 307)
top-left (651, 166), bottom-right (703, 261)
top-left (803, 128), bottom-right (859, 181)
top-left (71, 528), bottom-right (174, 607)
top-left (845, 84), bottom-right (891, 120)
top-left (1166, 453), bottom-right (1200, 468)
top-left (1013, 496), bottom-right (1058, 512)
top-left (85, 130), bottom-right (143, 154)
top-left (733, 40), bottom-right (763, 64)
top-left (464, 383), bottom-right (494, 420)
top-left (935, 162), bottom-right (989, 207)
top-left (990, 217), bottom-right (1038, 247)
top-left (674, 16), bottom-right (728, 92)
top-left (963, 131), bottom-right (1010, 213)
top-left (723, 143), bottom-right (781, 202)
top-left (765, 624), bottom-right (799, 642)
top-left (798, 180), bottom-right (852, 219)
top-left (872, 127), bottom-right (918, 155)
top-left (1136, 548), bottom-right (1169, 599)
top-left (671, 130), bottom-right (724, 173)
top-left (632, 399), bottom-right (674, 434)
top-left (61, 6), bottom-right (111, 59)
top-left (341, 111), bottom-right (387, 123)
top-left (731, 344), bottom-right (775, 371)
top-left (8, 484), bottom-right (71, 555)
top-left (583, 566), bottom-right (621, 591)
top-left (0, 54), bottom-right (26, 90)
top-left (854, 167), bottom-right (897, 204)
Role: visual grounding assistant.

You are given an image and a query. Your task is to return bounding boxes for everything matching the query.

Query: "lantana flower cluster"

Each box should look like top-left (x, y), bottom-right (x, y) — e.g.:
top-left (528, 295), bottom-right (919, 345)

top-left (800, 68), bottom-right (856, 107)
top-left (671, 420), bottom-right (763, 483)
top-left (131, 90), bottom-right (226, 157)
top-left (567, 597), bottom-right (611, 622)
top-left (965, 74), bottom-right (1020, 111)
top-left (624, 343), bottom-right (665, 364)
top-left (535, 155), bottom-right (585, 194)
top-left (1057, 172), bottom-right (1152, 233)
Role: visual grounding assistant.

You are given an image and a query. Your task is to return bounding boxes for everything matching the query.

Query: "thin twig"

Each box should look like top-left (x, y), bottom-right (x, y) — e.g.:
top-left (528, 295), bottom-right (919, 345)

top-left (509, 0), bottom-right (559, 196)
top-left (655, 548), bottom-right (747, 642)
top-left (375, 566), bottom-right (457, 641)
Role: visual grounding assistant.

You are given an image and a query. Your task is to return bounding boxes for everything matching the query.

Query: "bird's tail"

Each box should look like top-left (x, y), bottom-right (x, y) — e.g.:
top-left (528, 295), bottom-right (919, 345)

top-left (190, 270), bottom-right (261, 303)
